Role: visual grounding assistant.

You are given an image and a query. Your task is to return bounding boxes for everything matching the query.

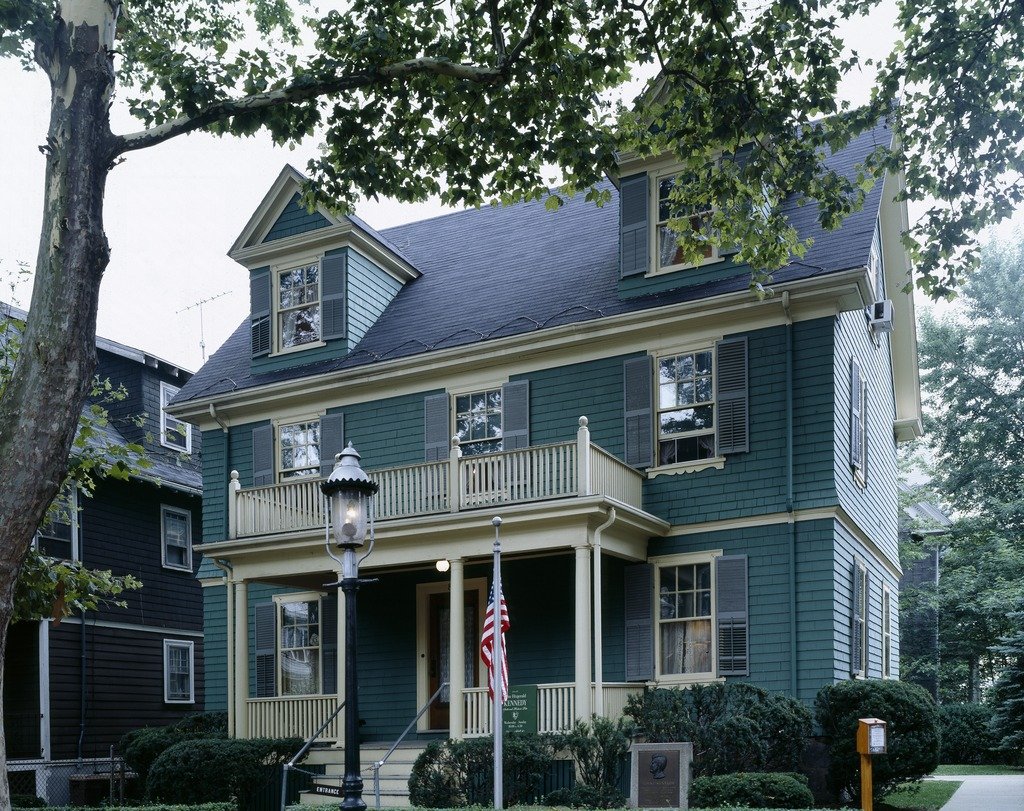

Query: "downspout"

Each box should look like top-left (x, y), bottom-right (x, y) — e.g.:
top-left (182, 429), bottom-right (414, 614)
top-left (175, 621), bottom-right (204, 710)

top-left (212, 559), bottom-right (235, 736)
top-left (783, 292), bottom-right (798, 699)
top-left (592, 507), bottom-right (616, 717)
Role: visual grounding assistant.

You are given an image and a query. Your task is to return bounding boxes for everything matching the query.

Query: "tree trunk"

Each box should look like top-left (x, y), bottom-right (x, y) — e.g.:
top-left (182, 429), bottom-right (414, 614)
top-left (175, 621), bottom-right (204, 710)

top-left (969, 658), bottom-right (981, 703)
top-left (0, 3), bottom-right (117, 807)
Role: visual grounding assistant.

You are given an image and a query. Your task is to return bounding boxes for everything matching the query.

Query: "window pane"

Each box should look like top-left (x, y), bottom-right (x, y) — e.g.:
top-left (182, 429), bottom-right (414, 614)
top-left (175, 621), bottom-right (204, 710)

top-left (281, 306), bottom-right (321, 347)
top-left (658, 358), bottom-right (676, 385)
top-left (697, 563), bottom-right (711, 590)
top-left (697, 590), bottom-right (712, 616)
top-left (659, 382), bottom-right (677, 409)
top-left (660, 619), bottom-right (712, 674)
top-left (678, 565), bottom-right (694, 591)
top-left (695, 377), bottom-right (713, 402)
top-left (676, 381), bottom-right (695, 406)
top-left (693, 405), bottom-right (714, 430)
top-left (695, 351), bottom-right (712, 374)
top-left (661, 408), bottom-right (696, 435)
top-left (281, 650), bottom-right (319, 695)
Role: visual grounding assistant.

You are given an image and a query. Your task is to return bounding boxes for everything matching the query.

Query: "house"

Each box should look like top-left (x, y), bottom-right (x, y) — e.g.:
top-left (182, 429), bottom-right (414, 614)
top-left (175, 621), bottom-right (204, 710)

top-left (169, 118), bottom-right (921, 803)
top-left (2, 305), bottom-right (203, 805)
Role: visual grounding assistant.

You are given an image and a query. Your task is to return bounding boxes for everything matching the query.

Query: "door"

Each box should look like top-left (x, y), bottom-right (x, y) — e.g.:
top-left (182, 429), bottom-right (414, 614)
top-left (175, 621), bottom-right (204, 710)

top-left (427, 590), bottom-right (479, 729)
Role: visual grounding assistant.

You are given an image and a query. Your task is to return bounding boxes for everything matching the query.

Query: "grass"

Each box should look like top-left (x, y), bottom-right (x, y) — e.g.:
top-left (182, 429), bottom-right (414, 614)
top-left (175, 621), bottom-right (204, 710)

top-left (877, 779), bottom-right (962, 811)
top-left (933, 763), bottom-right (1024, 775)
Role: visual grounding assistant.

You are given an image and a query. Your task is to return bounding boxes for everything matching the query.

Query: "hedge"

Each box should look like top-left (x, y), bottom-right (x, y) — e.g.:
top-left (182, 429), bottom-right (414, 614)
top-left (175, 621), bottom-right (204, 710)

top-left (939, 703), bottom-right (1001, 764)
top-left (25, 806), bottom-right (234, 811)
top-left (690, 772), bottom-right (815, 809)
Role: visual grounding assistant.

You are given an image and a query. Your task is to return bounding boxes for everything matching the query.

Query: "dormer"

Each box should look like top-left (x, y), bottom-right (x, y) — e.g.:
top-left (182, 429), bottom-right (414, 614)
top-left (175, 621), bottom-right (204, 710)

top-left (230, 166), bottom-right (420, 371)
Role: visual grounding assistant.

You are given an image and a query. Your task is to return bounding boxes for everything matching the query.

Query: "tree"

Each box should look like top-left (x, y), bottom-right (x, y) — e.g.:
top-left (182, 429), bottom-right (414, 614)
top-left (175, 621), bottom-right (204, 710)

top-left (1, 1), bottom-right (1023, 806)
top-left (990, 604), bottom-right (1024, 759)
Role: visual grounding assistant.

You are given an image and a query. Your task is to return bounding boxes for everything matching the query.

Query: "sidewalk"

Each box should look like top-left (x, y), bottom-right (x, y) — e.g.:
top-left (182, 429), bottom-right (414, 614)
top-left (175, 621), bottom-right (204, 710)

top-left (932, 774), bottom-right (1024, 811)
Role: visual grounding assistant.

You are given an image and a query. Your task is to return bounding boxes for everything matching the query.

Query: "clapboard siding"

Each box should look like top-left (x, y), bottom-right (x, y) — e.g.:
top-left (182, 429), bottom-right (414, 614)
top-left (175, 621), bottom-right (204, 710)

top-left (263, 192), bottom-right (332, 242)
top-left (833, 312), bottom-right (900, 567)
top-left (49, 624), bottom-right (204, 760)
top-left (80, 478), bottom-right (203, 631)
top-left (347, 248), bottom-right (403, 347)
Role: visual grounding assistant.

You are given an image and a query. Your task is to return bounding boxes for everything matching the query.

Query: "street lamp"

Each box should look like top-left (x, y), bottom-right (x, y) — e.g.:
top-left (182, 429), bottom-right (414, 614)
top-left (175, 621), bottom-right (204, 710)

top-left (321, 443), bottom-right (379, 811)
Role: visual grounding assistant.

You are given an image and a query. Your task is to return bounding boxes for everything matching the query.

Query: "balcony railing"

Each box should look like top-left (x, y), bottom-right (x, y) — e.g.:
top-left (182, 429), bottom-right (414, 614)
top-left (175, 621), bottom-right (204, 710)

top-left (228, 417), bottom-right (642, 539)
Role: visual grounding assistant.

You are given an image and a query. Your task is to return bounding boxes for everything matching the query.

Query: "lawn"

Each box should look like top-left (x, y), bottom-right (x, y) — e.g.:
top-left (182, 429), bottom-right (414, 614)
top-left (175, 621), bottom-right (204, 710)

top-left (876, 779), bottom-right (962, 811)
top-left (933, 763), bottom-right (1024, 775)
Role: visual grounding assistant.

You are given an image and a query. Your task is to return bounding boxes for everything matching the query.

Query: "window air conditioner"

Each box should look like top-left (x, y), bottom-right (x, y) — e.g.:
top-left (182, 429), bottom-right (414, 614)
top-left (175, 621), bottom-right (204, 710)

top-left (867, 299), bottom-right (894, 333)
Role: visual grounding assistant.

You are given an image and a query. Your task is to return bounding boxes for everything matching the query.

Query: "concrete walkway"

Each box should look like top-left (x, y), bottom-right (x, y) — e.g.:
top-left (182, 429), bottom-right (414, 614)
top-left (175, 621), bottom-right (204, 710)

top-left (932, 774), bottom-right (1024, 810)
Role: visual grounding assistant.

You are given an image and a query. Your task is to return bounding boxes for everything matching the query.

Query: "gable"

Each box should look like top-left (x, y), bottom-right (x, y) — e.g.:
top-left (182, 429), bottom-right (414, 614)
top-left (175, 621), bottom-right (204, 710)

top-left (263, 192), bottom-right (333, 243)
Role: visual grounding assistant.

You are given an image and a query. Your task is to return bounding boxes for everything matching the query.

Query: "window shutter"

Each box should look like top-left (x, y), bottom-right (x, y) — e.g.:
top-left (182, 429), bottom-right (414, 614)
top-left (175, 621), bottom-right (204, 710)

top-left (321, 594), bottom-right (338, 695)
top-left (424, 393), bottom-right (450, 462)
top-left (254, 601), bottom-right (276, 698)
top-left (319, 413), bottom-right (345, 478)
top-left (501, 380), bottom-right (530, 450)
top-left (619, 173), bottom-right (649, 278)
top-left (716, 337), bottom-right (749, 454)
top-left (715, 555), bottom-right (749, 676)
top-left (252, 423), bottom-right (274, 486)
top-left (624, 563), bottom-right (654, 682)
top-left (851, 562), bottom-right (865, 676)
top-left (321, 253), bottom-right (347, 341)
top-left (850, 357), bottom-right (863, 471)
top-left (623, 356), bottom-right (653, 468)
top-left (250, 268), bottom-right (272, 358)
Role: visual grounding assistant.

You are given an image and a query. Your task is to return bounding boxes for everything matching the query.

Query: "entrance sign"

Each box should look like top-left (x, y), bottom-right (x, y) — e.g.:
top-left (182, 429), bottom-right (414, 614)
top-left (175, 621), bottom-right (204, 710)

top-left (502, 685), bottom-right (537, 734)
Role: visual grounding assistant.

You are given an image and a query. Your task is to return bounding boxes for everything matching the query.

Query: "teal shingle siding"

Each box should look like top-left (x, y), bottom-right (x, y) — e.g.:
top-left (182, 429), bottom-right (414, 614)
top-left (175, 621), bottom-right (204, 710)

top-left (341, 389), bottom-right (439, 470)
top-left (204, 584), bottom-right (228, 711)
top-left (600, 556), bottom-right (628, 682)
top-left (251, 336), bottom-right (348, 375)
top-left (201, 429), bottom-right (227, 543)
top-left (347, 248), bottom-right (403, 347)
top-left (226, 420), bottom-right (260, 486)
top-left (832, 311), bottom-right (900, 567)
top-left (643, 320), bottom-right (837, 526)
top-left (263, 193), bottom-right (332, 242)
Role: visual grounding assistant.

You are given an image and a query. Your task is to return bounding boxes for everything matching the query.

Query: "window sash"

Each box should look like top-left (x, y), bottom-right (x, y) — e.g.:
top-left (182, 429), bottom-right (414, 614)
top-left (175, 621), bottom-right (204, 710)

top-left (164, 641), bottom-right (194, 703)
top-left (160, 383), bottom-right (191, 452)
top-left (655, 174), bottom-right (715, 270)
top-left (277, 263), bottom-right (321, 349)
top-left (161, 507), bottom-right (191, 571)
top-left (454, 389), bottom-right (503, 456)
top-left (278, 421), bottom-right (321, 480)
top-left (656, 350), bottom-right (716, 464)
top-left (656, 561), bottom-right (714, 677)
top-left (279, 599), bottom-right (322, 696)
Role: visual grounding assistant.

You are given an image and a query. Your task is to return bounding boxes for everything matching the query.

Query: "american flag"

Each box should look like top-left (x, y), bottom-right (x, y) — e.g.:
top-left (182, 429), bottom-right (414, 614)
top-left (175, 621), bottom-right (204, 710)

top-left (480, 582), bottom-right (510, 703)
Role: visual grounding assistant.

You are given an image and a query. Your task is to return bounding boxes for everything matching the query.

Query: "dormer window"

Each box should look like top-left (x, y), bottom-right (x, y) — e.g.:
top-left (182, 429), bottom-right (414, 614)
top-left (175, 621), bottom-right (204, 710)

top-left (160, 382), bottom-right (192, 453)
top-left (656, 173), bottom-right (715, 271)
top-left (278, 263), bottom-right (321, 350)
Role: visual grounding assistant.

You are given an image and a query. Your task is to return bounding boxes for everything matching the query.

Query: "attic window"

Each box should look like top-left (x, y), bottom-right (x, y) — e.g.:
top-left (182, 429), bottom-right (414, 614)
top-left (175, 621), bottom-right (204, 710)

top-left (656, 173), bottom-right (716, 272)
top-left (278, 263), bottom-right (321, 350)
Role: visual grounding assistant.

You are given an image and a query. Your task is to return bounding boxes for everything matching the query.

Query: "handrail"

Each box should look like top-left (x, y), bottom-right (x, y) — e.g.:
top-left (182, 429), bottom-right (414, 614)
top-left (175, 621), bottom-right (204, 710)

top-left (280, 699), bottom-right (346, 811)
top-left (371, 682), bottom-right (448, 810)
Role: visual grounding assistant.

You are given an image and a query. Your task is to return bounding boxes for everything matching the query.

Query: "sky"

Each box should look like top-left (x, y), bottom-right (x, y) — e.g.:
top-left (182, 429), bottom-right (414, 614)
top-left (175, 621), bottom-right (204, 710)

top-left (0, 1), bottom-right (973, 374)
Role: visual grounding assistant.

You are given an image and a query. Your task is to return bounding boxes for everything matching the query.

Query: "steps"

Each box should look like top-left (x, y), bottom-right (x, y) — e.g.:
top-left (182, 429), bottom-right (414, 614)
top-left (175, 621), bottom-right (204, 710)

top-left (297, 743), bottom-right (426, 808)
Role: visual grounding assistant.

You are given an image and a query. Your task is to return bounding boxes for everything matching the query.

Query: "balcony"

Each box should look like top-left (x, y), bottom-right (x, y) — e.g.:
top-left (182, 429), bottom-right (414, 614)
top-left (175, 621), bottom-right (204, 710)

top-left (227, 417), bottom-right (643, 539)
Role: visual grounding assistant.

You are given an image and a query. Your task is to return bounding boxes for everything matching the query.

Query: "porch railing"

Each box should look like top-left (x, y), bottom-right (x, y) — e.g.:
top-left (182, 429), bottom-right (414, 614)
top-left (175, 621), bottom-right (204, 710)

top-left (228, 417), bottom-right (644, 539)
top-left (247, 695), bottom-right (343, 741)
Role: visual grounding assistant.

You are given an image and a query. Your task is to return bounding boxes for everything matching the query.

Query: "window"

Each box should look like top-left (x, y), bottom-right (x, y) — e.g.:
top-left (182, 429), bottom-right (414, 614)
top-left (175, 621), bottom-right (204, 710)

top-left (850, 357), bottom-right (868, 485)
top-left (161, 506), bottom-right (192, 571)
top-left (38, 486), bottom-right (77, 560)
top-left (868, 220), bottom-right (885, 301)
top-left (454, 389), bottom-right (503, 456)
top-left (851, 561), bottom-right (868, 677)
top-left (657, 350), bottom-right (716, 465)
top-left (882, 585), bottom-right (892, 678)
top-left (160, 382), bottom-right (191, 453)
top-left (278, 420), bottom-right (321, 480)
top-left (655, 172), bottom-right (716, 272)
top-left (279, 599), bottom-right (321, 696)
top-left (657, 559), bottom-right (714, 677)
top-left (163, 640), bottom-right (194, 703)
top-left (277, 263), bottom-right (320, 350)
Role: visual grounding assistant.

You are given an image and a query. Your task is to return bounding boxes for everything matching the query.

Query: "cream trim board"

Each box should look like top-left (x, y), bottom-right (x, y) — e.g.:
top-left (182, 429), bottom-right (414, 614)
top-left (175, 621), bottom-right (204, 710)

top-left (415, 578), bottom-right (487, 732)
top-left (58, 616), bottom-right (205, 638)
top-left (648, 457), bottom-right (725, 478)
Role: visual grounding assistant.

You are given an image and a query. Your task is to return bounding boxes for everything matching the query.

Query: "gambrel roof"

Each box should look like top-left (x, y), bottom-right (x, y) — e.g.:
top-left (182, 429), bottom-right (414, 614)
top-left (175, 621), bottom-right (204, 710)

top-left (175, 119), bottom-right (893, 406)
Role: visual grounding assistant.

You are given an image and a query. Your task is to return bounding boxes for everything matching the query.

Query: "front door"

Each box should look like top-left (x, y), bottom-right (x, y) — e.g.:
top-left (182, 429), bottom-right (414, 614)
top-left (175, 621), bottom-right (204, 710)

top-left (427, 591), bottom-right (479, 729)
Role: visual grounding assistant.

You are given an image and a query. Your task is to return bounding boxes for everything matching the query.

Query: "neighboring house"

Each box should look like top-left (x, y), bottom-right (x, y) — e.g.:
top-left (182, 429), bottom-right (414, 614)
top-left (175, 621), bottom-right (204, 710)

top-left (2, 305), bottom-right (203, 805)
top-left (169, 119), bottom-right (921, 803)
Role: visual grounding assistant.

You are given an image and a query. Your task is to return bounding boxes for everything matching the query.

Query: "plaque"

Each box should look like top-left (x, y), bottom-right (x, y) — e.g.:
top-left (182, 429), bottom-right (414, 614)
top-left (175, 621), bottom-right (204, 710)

top-left (502, 684), bottom-right (538, 734)
top-left (629, 742), bottom-right (693, 809)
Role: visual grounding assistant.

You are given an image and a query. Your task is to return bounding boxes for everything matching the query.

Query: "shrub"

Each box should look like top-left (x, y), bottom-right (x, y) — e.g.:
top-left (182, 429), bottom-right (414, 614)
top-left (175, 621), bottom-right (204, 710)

top-left (690, 772), bottom-right (815, 809)
top-left (939, 703), bottom-right (1000, 764)
top-left (815, 679), bottom-right (939, 802)
top-left (10, 795), bottom-right (46, 808)
top-left (625, 683), bottom-right (812, 777)
top-left (120, 711), bottom-right (229, 786)
top-left (550, 716), bottom-right (632, 808)
top-left (408, 733), bottom-right (555, 807)
top-left (28, 806), bottom-right (234, 811)
top-left (146, 737), bottom-right (302, 807)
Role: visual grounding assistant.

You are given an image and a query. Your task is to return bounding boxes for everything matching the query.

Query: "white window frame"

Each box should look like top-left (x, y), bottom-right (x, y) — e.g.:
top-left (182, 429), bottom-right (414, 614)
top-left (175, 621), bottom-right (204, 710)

top-left (160, 505), bottom-right (193, 572)
top-left (452, 386), bottom-right (504, 456)
top-left (38, 485), bottom-right (80, 562)
top-left (163, 639), bottom-right (195, 704)
top-left (159, 382), bottom-right (192, 453)
top-left (274, 259), bottom-right (324, 354)
top-left (650, 164), bottom-right (724, 275)
top-left (277, 419), bottom-right (322, 481)
top-left (882, 584), bottom-right (892, 679)
top-left (652, 551), bottom-right (722, 684)
top-left (654, 347), bottom-right (719, 469)
top-left (274, 592), bottom-right (324, 697)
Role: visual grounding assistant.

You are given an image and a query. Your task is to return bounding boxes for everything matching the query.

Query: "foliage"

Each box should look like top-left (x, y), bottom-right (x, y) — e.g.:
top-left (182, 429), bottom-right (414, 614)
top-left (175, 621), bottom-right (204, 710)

top-left (26, 806), bottom-right (234, 811)
top-left (625, 683), bottom-right (812, 777)
top-left (8, 796), bottom-right (45, 808)
top-left (814, 679), bottom-right (940, 802)
top-left (690, 772), bottom-right (815, 809)
top-left (990, 604), bottom-right (1024, 760)
top-left (146, 737), bottom-right (302, 806)
top-left (120, 712), bottom-right (229, 787)
top-left (549, 716), bottom-right (632, 808)
top-left (407, 733), bottom-right (555, 807)
top-left (938, 703), bottom-right (1000, 765)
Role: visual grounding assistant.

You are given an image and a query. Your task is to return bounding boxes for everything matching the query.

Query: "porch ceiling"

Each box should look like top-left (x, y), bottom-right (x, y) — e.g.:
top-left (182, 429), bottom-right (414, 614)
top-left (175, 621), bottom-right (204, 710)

top-left (196, 495), bottom-right (667, 582)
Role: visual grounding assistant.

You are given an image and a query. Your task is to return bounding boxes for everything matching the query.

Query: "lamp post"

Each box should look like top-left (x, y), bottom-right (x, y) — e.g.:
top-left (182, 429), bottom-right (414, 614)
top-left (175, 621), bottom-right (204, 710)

top-left (321, 443), bottom-right (379, 811)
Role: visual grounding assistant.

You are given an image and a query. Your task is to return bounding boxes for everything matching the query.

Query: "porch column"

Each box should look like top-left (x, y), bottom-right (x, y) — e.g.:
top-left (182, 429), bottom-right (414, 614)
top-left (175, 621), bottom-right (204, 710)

top-left (574, 544), bottom-right (593, 721)
top-left (233, 579), bottom-right (248, 739)
top-left (449, 558), bottom-right (465, 739)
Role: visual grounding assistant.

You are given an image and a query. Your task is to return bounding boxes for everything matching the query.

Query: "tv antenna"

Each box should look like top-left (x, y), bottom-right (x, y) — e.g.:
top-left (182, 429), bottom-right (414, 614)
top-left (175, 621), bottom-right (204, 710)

top-left (177, 291), bottom-right (231, 362)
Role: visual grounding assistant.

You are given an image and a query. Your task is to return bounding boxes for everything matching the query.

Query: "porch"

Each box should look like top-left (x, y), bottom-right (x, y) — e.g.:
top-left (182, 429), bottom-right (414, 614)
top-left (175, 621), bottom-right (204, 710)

top-left (226, 417), bottom-right (644, 539)
top-left (245, 682), bottom-right (643, 741)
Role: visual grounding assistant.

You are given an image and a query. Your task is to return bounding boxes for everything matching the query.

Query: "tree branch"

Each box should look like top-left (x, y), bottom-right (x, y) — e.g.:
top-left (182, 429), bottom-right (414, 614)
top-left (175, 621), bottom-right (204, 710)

top-left (487, 0), bottom-right (507, 62)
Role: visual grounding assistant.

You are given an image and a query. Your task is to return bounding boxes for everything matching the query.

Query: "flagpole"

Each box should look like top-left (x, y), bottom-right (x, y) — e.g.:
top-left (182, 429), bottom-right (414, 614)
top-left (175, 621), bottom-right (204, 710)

top-left (491, 515), bottom-right (503, 811)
